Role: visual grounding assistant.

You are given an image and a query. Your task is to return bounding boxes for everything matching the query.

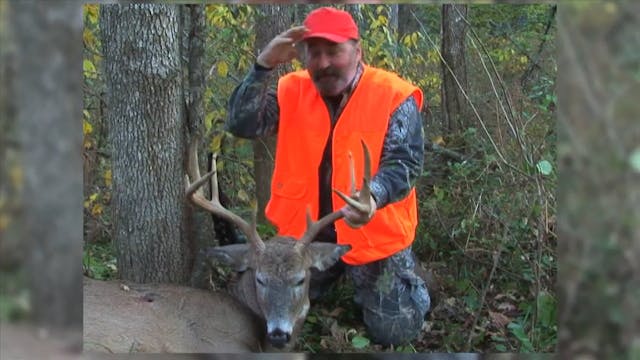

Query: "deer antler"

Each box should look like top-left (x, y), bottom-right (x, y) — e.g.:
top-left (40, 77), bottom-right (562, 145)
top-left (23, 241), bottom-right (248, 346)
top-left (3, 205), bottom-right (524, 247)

top-left (298, 140), bottom-right (372, 247)
top-left (185, 140), bottom-right (265, 252)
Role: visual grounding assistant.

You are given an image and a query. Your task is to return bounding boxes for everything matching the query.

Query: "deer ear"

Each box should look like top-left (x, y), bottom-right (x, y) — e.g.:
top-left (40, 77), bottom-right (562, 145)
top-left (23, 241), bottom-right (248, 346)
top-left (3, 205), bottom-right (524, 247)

top-left (204, 244), bottom-right (252, 272)
top-left (307, 243), bottom-right (351, 271)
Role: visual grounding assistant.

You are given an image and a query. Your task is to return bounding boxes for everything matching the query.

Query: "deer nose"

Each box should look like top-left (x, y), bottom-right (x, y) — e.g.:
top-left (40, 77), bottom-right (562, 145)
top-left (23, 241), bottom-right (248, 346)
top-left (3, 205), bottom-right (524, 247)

top-left (267, 328), bottom-right (291, 348)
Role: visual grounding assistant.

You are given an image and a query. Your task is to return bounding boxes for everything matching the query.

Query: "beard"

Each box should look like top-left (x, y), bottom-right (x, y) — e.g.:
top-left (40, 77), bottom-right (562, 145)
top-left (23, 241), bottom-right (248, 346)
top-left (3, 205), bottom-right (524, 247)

top-left (311, 66), bottom-right (349, 97)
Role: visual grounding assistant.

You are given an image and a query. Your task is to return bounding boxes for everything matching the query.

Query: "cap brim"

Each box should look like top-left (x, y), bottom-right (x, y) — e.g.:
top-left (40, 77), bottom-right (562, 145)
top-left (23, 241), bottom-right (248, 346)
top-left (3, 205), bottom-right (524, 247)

top-left (302, 32), bottom-right (351, 43)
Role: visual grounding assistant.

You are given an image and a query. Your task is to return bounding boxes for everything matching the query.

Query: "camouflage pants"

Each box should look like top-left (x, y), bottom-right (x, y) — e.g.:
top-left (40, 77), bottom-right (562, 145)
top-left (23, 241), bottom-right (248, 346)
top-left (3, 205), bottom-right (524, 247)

top-left (310, 246), bottom-right (431, 346)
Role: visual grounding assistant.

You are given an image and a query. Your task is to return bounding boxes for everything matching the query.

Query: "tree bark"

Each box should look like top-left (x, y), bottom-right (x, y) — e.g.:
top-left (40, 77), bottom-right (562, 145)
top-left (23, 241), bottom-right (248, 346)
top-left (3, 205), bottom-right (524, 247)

top-left (180, 4), bottom-right (220, 288)
top-left (398, 4), bottom-right (420, 40)
top-left (100, 4), bottom-right (189, 283)
top-left (11, 0), bottom-right (83, 327)
top-left (253, 5), bottom-right (290, 224)
top-left (441, 4), bottom-right (469, 135)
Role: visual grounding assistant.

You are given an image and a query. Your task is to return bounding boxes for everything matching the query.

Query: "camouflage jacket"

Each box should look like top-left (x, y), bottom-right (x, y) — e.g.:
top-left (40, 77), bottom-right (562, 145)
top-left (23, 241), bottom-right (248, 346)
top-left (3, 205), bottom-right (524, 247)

top-left (226, 62), bottom-right (425, 217)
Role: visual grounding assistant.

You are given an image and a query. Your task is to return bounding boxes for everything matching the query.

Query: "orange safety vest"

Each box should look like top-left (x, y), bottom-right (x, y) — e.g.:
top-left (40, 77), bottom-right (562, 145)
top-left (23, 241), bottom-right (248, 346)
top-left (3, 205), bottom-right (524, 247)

top-left (265, 65), bottom-right (423, 265)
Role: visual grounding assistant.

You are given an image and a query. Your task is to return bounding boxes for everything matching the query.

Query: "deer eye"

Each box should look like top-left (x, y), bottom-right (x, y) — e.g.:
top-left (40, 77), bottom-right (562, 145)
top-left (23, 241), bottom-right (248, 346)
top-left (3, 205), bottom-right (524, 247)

top-left (294, 277), bottom-right (305, 287)
top-left (256, 276), bottom-right (266, 287)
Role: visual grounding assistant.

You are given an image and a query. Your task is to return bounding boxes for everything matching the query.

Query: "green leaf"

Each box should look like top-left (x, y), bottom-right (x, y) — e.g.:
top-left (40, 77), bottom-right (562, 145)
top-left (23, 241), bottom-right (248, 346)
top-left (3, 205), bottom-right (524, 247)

top-left (536, 160), bottom-right (553, 175)
top-left (536, 291), bottom-right (556, 329)
top-left (83, 59), bottom-right (96, 76)
top-left (351, 335), bottom-right (370, 349)
top-left (629, 148), bottom-right (640, 173)
top-left (508, 322), bottom-right (533, 352)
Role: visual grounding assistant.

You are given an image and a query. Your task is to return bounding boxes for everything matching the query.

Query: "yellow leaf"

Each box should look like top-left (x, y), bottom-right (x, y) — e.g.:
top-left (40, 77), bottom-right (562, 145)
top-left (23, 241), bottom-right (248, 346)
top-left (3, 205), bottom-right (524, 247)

top-left (84, 200), bottom-right (91, 209)
top-left (91, 204), bottom-right (103, 216)
top-left (432, 136), bottom-right (445, 146)
top-left (210, 133), bottom-right (223, 153)
top-left (83, 119), bottom-right (93, 136)
top-left (104, 169), bottom-right (112, 187)
top-left (217, 61), bottom-right (228, 77)
top-left (83, 29), bottom-right (95, 48)
top-left (402, 35), bottom-right (411, 47)
top-left (291, 58), bottom-right (303, 71)
top-left (89, 193), bottom-right (99, 202)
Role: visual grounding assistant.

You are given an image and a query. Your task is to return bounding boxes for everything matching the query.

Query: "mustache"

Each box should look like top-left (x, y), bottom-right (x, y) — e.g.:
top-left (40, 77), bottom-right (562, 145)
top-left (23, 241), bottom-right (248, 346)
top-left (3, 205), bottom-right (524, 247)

top-left (312, 68), bottom-right (339, 81)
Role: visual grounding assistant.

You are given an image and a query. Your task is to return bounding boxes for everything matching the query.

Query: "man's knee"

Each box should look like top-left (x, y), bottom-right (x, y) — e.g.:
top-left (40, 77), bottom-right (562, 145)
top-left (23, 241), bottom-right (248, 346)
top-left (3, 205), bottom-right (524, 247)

top-left (362, 299), bottom-right (427, 346)
top-left (361, 282), bottom-right (430, 346)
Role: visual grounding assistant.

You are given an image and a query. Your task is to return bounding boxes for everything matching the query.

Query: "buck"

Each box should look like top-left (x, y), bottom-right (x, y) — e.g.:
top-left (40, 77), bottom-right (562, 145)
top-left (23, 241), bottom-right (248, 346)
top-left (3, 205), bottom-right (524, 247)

top-left (83, 140), bottom-right (372, 352)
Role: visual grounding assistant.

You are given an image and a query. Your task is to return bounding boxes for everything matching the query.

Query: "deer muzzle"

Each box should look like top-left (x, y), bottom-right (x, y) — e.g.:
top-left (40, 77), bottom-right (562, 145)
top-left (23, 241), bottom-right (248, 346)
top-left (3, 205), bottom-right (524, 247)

top-left (267, 328), bottom-right (291, 348)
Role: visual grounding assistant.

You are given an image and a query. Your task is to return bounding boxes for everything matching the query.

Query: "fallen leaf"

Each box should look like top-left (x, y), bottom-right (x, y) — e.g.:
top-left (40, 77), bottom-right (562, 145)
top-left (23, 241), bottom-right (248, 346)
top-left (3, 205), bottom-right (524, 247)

top-left (497, 302), bottom-right (517, 312)
top-left (489, 310), bottom-right (511, 328)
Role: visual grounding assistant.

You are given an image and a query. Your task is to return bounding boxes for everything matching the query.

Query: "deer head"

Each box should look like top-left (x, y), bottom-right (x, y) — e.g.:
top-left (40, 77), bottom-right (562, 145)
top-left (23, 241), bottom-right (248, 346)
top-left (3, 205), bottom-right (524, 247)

top-left (185, 140), bottom-right (372, 350)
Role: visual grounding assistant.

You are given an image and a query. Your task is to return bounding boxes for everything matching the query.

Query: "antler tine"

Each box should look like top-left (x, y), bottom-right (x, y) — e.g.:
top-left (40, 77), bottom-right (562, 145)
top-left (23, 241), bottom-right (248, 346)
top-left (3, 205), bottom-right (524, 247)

top-left (334, 140), bottom-right (371, 213)
top-left (186, 141), bottom-right (265, 252)
top-left (298, 140), bottom-right (372, 247)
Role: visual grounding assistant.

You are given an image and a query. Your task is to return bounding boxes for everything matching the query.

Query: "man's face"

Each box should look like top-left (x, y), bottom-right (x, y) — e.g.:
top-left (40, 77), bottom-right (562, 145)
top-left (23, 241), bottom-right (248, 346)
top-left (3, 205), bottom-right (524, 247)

top-left (303, 38), bottom-right (361, 97)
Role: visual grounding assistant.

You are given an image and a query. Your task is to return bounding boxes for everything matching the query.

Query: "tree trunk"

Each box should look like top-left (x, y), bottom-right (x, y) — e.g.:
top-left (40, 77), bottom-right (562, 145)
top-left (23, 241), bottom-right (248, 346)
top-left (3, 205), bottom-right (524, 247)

top-left (11, 0), bottom-right (83, 327)
top-left (441, 4), bottom-right (469, 135)
top-left (252, 5), bottom-right (290, 224)
top-left (180, 4), bottom-right (220, 288)
top-left (398, 4), bottom-right (420, 39)
top-left (346, 4), bottom-right (366, 33)
top-left (100, 4), bottom-right (189, 284)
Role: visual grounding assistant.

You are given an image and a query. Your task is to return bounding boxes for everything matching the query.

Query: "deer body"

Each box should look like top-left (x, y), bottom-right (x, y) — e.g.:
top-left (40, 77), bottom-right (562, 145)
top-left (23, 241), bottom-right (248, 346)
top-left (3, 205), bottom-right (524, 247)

top-left (82, 277), bottom-right (262, 353)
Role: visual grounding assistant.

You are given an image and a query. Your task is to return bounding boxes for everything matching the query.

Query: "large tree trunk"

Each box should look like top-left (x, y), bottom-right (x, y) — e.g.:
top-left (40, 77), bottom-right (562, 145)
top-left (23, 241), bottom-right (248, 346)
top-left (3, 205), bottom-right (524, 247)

top-left (11, 1), bottom-right (83, 327)
top-left (441, 4), bottom-right (469, 135)
top-left (252, 5), bottom-right (290, 224)
top-left (100, 4), bottom-right (189, 283)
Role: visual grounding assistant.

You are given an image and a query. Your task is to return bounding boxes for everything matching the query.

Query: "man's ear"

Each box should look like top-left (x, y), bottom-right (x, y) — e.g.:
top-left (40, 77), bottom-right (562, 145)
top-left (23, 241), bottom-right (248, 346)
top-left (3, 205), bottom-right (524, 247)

top-left (354, 40), bottom-right (362, 61)
top-left (306, 243), bottom-right (351, 271)
top-left (203, 244), bottom-right (251, 272)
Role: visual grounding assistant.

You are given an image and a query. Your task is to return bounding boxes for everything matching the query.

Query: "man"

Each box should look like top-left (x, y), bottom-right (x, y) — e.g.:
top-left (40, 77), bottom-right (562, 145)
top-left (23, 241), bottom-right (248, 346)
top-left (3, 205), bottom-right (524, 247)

top-left (226, 7), bottom-right (430, 346)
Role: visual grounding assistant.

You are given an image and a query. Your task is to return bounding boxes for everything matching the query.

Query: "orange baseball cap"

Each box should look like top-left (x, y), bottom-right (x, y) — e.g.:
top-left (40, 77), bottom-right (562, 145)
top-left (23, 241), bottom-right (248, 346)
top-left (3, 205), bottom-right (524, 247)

top-left (302, 7), bottom-right (359, 43)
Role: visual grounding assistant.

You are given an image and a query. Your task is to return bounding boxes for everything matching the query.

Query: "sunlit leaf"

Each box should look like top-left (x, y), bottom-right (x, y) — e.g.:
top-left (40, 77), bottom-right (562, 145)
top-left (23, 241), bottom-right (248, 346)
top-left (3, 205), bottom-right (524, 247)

top-left (91, 203), bottom-right (103, 216)
top-left (217, 61), bottom-right (229, 77)
top-left (210, 133), bottom-right (223, 153)
top-left (351, 335), bottom-right (370, 349)
top-left (83, 119), bottom-right (93, 136)
top-left (536, 160), bottom-right (553, 176)
top-left (83, 59), bottom-right (96, 78)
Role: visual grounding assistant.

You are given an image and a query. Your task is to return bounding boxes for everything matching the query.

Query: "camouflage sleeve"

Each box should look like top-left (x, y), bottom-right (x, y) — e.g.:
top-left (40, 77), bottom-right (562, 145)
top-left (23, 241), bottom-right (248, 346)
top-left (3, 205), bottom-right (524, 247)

top-left (225, 64), bottom-right (279, 139)
top-left (369, 96), bottom-right (425, 209)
